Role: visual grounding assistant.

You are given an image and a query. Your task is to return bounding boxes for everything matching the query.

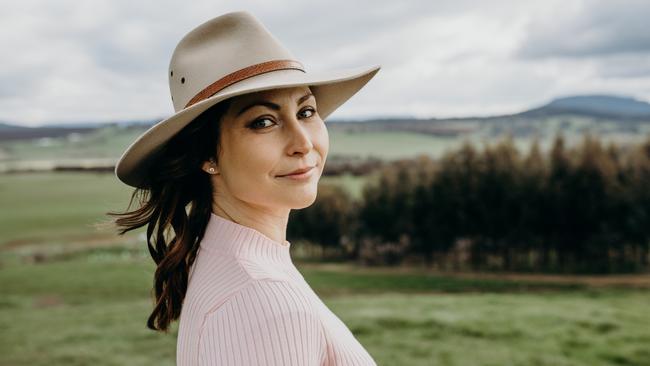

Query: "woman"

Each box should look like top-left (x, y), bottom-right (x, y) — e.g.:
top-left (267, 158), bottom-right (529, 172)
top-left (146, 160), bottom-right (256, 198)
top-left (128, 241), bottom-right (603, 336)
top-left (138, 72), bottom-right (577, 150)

top-left (110, 11), bottom-right (380, 366)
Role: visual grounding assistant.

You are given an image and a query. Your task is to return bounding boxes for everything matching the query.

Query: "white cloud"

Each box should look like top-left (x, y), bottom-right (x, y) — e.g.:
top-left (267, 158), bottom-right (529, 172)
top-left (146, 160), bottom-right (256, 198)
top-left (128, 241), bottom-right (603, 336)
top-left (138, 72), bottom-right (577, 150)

top-left (1, 0), bottom-right (649, 126)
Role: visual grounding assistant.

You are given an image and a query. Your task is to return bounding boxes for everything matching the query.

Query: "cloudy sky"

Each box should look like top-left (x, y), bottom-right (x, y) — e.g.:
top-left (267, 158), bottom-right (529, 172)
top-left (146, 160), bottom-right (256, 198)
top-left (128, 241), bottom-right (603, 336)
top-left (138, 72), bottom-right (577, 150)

top-left (3, 0), bottom-right (650, 126)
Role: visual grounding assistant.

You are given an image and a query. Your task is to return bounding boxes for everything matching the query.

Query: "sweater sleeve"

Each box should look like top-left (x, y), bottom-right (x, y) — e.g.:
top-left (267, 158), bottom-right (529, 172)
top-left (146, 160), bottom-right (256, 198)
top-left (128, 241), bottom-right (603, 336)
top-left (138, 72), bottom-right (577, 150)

top-left (197, 279), bottom-right (327, 366)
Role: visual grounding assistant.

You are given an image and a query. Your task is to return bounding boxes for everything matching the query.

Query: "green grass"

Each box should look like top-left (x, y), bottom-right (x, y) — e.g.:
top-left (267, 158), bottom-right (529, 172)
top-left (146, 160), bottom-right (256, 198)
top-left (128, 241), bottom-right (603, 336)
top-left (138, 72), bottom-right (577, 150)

top-left (1, 245), bottom-right (648, 366)
top-left (2, 127), bottom-right (459, 162)
top-left (0, 171), bottom-right (135, 246)
top-left (0, 171), bottom-right (367, 247)
top-left (1, 171), bottom-right (649, 365)
top-left (302, 268), bottom-right (587, 295)
top-left (328, 129), bottom-right (462, 159)
top-left (1, 126), bottom-right (144, 161)
top-left (333, 289), bottom-right (650, 366)
top-left (0, 248), bottom-right (169, 366)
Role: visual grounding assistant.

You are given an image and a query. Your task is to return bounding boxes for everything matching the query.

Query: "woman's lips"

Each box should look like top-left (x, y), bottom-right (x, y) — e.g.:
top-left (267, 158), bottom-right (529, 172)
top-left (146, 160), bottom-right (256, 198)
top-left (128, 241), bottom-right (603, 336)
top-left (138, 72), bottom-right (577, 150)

top-left (277, 166), bottom-right (315, 180)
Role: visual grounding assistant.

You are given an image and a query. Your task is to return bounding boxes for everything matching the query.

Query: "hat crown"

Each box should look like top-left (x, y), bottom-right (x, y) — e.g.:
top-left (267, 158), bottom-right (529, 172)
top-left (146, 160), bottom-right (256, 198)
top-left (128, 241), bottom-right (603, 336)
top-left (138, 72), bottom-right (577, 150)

top-left (168, 11), bottom-right (297, 112)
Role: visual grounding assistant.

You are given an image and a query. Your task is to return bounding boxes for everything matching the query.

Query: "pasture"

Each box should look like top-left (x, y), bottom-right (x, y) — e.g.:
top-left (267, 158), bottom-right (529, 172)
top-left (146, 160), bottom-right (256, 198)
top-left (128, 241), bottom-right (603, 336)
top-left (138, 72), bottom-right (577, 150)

top-left (1, 171), bottom-right (649, 366)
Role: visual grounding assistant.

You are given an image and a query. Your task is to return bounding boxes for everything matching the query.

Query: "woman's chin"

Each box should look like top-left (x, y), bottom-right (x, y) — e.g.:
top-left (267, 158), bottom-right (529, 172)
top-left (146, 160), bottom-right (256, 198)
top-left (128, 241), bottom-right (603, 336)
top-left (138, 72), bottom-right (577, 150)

top-left (282, 189), bottom-right (319, 209)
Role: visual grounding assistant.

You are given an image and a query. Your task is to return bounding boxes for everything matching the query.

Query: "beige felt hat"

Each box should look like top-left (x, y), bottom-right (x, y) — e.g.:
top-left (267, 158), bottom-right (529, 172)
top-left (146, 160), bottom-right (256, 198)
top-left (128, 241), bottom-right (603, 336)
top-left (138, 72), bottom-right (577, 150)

top-left (114, 10), bottom-right (381, 188)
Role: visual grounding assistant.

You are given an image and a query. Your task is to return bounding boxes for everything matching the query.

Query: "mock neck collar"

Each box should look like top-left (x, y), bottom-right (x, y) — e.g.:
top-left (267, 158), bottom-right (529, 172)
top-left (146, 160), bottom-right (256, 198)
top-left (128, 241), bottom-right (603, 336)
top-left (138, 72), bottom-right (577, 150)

top-left (200, 212), bottom-right (292, 264)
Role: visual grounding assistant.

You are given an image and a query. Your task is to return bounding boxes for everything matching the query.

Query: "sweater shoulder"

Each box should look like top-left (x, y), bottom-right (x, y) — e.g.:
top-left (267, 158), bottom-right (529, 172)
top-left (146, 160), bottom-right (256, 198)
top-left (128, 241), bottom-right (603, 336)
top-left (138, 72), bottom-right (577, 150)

top-left (205, 277), bottom-right (317, 317)
top-left (195, 246), bottom-right (292, 282)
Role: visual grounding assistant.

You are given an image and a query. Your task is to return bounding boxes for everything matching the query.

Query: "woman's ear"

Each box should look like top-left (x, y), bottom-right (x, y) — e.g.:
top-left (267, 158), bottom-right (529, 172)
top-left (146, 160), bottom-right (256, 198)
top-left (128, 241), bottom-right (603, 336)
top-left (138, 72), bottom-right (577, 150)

top-left (202, 159), bottom-right (219, 175)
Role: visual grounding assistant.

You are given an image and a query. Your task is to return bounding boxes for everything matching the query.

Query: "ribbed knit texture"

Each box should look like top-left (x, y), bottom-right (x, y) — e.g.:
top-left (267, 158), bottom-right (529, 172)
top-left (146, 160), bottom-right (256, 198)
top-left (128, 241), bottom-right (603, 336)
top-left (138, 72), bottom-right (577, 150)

top-left (176, 212), bottom-right (378, 365)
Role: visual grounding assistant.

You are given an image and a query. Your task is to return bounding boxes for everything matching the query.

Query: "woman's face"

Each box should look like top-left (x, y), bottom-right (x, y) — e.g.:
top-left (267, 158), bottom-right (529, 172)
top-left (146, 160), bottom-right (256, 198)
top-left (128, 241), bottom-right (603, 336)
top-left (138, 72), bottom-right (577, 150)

top-left (205, 86), bottom-right (329, 212)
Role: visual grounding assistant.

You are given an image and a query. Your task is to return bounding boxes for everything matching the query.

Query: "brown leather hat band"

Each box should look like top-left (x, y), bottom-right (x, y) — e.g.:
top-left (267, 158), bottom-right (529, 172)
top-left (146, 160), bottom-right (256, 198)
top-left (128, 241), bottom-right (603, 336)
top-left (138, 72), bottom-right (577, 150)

top-left (184, 59), bottom-right (305, 108)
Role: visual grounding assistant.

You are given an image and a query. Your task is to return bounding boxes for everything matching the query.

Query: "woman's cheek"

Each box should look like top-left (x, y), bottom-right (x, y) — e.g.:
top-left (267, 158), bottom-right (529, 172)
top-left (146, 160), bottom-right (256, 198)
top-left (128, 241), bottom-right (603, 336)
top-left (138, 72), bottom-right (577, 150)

top-left (315, 123), bottom-right (329, 162)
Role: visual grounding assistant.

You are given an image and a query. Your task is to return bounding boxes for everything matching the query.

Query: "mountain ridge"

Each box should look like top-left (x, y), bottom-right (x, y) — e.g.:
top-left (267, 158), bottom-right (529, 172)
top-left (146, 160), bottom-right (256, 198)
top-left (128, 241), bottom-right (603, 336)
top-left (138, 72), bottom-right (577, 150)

top-left (1, 94), bottom-right (649, 140)
top-left (518, 94), bottom-right (650, 120)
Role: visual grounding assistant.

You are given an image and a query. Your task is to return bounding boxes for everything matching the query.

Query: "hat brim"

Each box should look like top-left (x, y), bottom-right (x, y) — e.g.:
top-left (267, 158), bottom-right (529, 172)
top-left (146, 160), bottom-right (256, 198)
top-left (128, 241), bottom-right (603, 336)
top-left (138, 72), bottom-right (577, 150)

top-left (115, 64), bottom-right (380, 188)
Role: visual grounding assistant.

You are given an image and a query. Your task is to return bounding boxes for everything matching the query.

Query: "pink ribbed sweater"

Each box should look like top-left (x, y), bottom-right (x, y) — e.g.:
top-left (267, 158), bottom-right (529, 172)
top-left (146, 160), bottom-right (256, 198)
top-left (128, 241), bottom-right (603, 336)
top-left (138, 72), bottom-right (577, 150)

top-left (176, 212), bottom-right (378, 365)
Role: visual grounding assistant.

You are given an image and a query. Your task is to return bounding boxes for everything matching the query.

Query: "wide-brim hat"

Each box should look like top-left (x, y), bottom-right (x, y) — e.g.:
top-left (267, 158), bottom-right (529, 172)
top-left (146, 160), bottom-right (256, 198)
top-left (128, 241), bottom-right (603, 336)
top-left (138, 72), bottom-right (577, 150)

top-left (114, 11), bottom-right (381, 188)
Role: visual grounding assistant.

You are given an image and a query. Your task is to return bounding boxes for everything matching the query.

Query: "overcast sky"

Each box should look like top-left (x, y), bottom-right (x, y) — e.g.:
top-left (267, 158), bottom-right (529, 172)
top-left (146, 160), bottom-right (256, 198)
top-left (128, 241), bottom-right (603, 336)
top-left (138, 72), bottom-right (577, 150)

top-left (3, 0), bottom-right (650, 127)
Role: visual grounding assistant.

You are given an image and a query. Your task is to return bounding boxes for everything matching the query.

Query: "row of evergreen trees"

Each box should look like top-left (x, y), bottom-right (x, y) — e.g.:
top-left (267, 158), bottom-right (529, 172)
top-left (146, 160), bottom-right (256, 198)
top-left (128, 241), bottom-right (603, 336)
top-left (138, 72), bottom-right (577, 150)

top-left (289, 133), bottom-right (650, 274)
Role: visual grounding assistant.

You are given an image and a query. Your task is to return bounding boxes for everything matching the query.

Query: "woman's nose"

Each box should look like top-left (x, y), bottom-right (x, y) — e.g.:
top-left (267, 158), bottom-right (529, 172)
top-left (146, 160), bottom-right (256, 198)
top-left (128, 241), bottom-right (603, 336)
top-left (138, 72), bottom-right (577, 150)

top-left (284, 114), bottom-right (313, 154)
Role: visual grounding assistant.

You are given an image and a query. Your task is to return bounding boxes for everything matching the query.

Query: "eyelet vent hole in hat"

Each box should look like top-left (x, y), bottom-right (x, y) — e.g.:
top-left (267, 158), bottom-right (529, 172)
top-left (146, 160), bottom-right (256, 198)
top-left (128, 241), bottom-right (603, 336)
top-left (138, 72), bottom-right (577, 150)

top-left (170, 70), bottom-right (173, 77)
top-left (181, 77), bottom-right (185, 84)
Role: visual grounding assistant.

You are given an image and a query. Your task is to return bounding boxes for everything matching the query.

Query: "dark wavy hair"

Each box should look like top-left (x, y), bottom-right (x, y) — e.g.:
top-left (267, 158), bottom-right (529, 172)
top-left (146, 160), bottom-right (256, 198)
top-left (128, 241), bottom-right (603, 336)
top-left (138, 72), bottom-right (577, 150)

top-left (106, 98), bottom-right (232, 332)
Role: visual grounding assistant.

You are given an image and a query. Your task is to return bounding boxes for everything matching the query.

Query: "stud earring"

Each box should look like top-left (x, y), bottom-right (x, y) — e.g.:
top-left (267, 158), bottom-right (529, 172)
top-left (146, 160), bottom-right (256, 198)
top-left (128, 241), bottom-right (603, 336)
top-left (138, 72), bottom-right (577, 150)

top-left (208, 167), bottom-right (215, 173)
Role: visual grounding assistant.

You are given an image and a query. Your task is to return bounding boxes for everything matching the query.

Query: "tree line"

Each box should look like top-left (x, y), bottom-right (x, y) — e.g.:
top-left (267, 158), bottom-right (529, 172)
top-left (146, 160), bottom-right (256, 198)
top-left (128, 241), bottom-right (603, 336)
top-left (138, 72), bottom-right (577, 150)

top-left (289, 133), bottom-right (650, 274)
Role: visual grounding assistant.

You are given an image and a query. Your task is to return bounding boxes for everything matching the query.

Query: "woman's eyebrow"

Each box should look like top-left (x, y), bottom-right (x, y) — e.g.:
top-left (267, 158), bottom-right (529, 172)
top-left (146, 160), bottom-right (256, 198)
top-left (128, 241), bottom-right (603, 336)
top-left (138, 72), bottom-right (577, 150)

top-left (236, 92), bottom-right (314, 116)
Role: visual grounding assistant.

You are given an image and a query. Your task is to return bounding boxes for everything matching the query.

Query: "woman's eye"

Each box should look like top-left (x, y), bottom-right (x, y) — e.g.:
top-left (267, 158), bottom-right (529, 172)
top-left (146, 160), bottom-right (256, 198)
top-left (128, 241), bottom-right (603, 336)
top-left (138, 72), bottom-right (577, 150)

top-left (249, 117), bottom-right (275, 129)
top-left (299, 107), bottom-right (316, 119)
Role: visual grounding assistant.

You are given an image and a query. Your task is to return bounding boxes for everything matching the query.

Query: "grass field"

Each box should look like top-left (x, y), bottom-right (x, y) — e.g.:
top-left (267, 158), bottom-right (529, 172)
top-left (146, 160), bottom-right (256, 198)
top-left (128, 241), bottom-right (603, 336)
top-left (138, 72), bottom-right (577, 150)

top-left (1, 172), bottom-right (649, 365)
top-left (0, 171), bottom-right (367, 246)
top-left (1, 126), bottom-right (462, 164)
top-left (2, 243), bottom-right (648, 366)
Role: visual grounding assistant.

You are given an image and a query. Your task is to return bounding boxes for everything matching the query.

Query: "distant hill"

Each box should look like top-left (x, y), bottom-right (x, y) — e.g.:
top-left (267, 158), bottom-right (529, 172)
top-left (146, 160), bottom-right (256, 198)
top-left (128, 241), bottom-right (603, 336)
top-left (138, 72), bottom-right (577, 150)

top-left (43, 119), bottom-right (162, 129)
top-left (0, 123), bottom-right (97, 142)
top-left (0, 119), bottom-right (161, 142)
top-left (2, 95), bottom-right (650, 142)
top-left (0, 122), bottom-right (30, 131)
top-left (518, 95), bottom-right (650, 120)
